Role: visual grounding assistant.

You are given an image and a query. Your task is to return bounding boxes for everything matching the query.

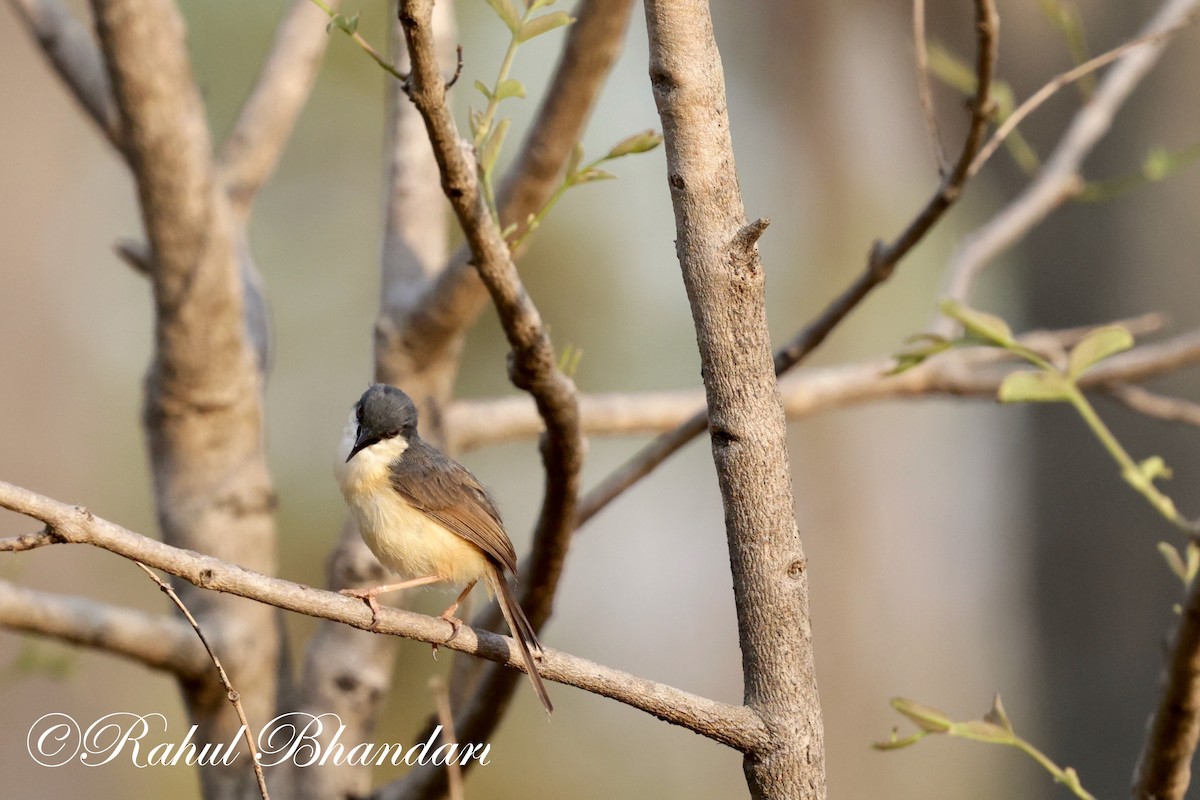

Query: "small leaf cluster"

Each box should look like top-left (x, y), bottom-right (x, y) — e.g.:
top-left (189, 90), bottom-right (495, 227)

top-left (893, 299), bottom-right (1199, 581)
top-left (876, 695), bottom-right (1095, 800)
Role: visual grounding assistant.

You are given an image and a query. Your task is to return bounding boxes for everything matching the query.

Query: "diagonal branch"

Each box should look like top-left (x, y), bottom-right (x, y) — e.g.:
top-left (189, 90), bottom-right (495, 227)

top-left (0, 481), bottom-right (768, 754)
top-left (217, 0), bottom-right (339, 216)
top-left (8, 0), bottom-right (123, 151)
top-left (0, 579), bottom-right (209, 679)
top-left (575, 0), bottom-right (997, 527)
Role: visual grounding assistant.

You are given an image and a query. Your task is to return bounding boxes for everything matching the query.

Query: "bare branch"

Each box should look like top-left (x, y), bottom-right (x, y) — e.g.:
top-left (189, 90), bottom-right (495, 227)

top-left (0, 481), bottom-right (768, 754)
top-left (217, 0), bottom-right (338, 216)
top-left (0, 579), bottom-right (209, 679)
top-left (8, 0), bottom-right (123, 151)
top-left (912, 0), bottom-right (947, 174)
top-left (1133, 571), bottom-right (1200, 799)
top-left (1109, 384), bottom-right (1200, 428)
top-left (943, 0), bottom-right (1199, 305)
top-left (644, 0), bottom-right (831, 794)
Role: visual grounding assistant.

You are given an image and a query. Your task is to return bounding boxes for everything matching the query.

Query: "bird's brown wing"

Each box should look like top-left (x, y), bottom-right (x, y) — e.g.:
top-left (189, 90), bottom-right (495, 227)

top-left (389, 439), bottom-right (519, 574)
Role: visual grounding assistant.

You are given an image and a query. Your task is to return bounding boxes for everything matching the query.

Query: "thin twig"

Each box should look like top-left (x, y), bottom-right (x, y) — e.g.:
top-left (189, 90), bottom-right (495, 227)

top-left (970, 14), bottom-right (1197, 176)
top-left (1109, 384), bottom-right (1200, 428)
top-left (132, 562), bottom-right (270, 800)
top-left (943, 0), bottom-right (1198, 305)
top-left (428, 677), bottom-right (464, 800)
top-left (913, 0), bottom-right (948, 174)
top-left (0, 481), bottom-right (768, 754)
top-left (576, 0), bottom-right (998, 525)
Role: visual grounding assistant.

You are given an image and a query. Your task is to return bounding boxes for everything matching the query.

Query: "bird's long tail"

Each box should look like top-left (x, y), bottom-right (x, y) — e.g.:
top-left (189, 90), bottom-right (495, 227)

top-left (487, 565), bottom-right (553, 715)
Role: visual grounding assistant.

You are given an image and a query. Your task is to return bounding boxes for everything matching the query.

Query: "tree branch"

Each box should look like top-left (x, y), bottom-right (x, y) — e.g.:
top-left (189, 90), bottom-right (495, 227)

top-left (0, 481), bottom-right (768, 754)
top-left (217, 0), bottom-right (338, 216)
top-left (8, 0), bottom-right (123, 151)
top-left (446, 315), bottom-right (1187, 450)
top-left (644, 0), bottom-right (833, 795)
top-left (1133, 572), bottom-right (1200, 800)
top-left (89, 1), bottom-right (281, 796)
top-left (943, 0), bottom-right (1199, 305)
top-left (0, 579), bottom-right (209, 679)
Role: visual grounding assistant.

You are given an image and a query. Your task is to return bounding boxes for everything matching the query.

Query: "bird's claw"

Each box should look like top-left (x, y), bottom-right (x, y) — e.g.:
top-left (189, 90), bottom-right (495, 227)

top-left (340, 588), bottom-right (383, 630)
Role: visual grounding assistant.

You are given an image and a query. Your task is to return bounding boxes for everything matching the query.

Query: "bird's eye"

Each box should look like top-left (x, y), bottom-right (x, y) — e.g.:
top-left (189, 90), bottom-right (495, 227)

top-left (355, 405), bottom-right (364, 422)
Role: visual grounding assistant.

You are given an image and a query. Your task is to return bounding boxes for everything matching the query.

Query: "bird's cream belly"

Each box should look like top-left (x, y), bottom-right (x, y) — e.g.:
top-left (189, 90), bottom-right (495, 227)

top-left (351, 490), bottom-right (488, 584)
top-left (334, 422), bottom-right (487, 585)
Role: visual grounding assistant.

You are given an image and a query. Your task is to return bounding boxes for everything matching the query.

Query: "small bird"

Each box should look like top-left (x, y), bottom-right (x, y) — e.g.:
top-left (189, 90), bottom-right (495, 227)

top-left (334, 383), bottom-right (552, 714)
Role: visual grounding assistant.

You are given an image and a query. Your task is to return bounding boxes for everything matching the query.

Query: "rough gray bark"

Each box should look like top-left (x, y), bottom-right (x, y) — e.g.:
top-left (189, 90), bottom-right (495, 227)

top-left (89, 1), bottom-right (280, 797)
top-left (644, 1), bottom-right (826, 797)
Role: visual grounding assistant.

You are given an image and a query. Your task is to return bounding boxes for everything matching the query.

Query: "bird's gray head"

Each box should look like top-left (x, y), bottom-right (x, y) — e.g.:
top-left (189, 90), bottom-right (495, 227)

top-left (346, 384), bottom-right (419, 462)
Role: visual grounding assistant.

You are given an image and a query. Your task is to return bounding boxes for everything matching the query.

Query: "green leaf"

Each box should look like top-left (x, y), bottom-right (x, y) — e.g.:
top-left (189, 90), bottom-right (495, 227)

top-left (890, 698), bottom-right (952, 733)
top-left (494, 78), bottom-right (526, 101)
top-left (468, 108), bottom-right (484, 139)
top-left (566, 142), bottom-right (584, 179)
top-left (517, 10), bottom-right (574, 43)
top-left (939, 298), bottom-right (1014, 347)
top-left (1067, 325), bottom-right (1133, 379)
top-left (998, 370), bottom-right (1071, 403)
top-left (574, 167), bottom-right (616, 184)
top-left (527, 0), bottom-right (557, 10)
top-left (887, 338), bottom-right (954, 375)
top-left (605, 130), bottom-right (664, 159)
top-left (479, 117), bottom-right (512, 174)
top-left (1187, 542), bottom-right (1200, 585)
top-left (474, 80), bottom-right (493, 101)
top-left (485, 0), bottom-right (522, 32)
top-left (327, 12), bottom-right (360, 34)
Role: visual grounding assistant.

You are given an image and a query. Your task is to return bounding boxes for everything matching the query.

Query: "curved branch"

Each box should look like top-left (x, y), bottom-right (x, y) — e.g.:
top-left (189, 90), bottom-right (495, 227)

top-left (396, 0), bottom-right (637, 368)
top-left (0, 579), bottom-right (209, 679)
top-left (8, 0), bottom-right (123, 151)
top-left (0, 481), bottom-right (767, 754)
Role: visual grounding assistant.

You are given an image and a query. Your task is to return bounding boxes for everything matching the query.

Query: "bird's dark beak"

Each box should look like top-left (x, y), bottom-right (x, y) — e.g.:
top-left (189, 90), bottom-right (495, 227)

top-left (347, 426), bottom-right (378, 462)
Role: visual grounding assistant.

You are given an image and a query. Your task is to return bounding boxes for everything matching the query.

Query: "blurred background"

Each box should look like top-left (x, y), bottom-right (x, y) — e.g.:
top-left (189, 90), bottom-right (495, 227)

top-left (2, 0), bottom-right (1199, 797)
